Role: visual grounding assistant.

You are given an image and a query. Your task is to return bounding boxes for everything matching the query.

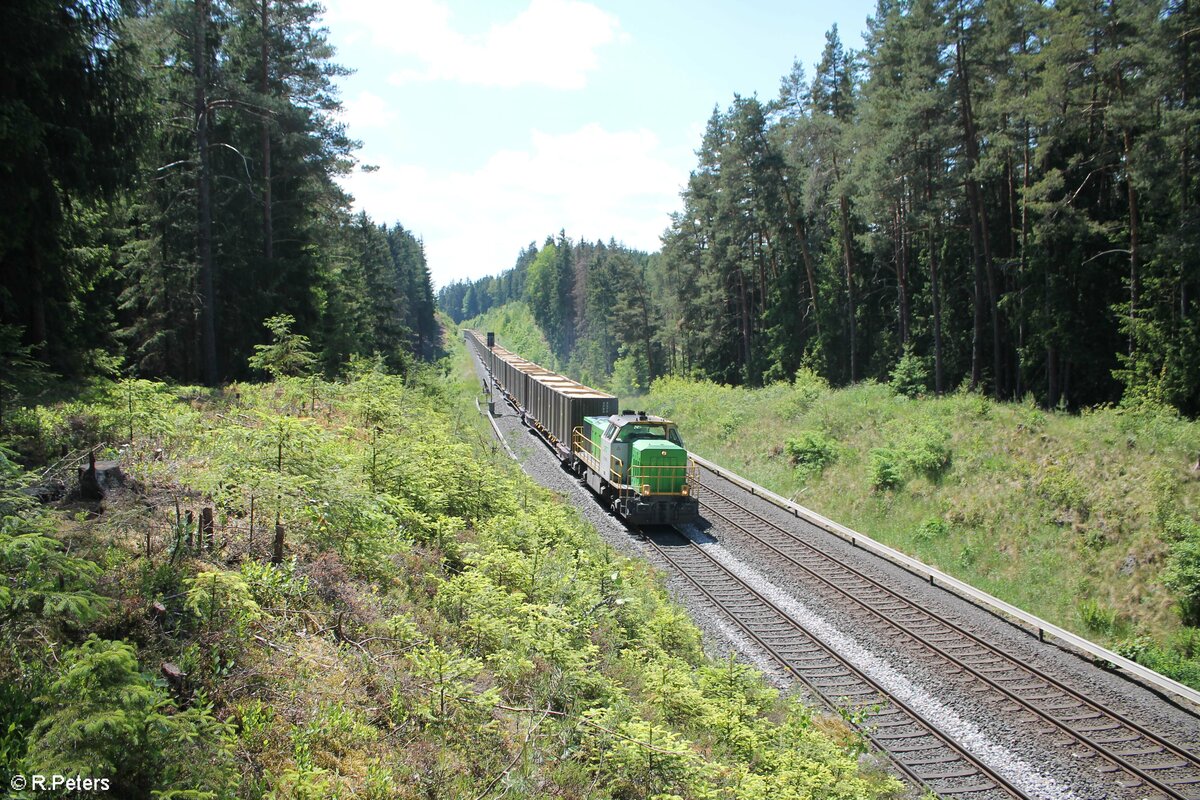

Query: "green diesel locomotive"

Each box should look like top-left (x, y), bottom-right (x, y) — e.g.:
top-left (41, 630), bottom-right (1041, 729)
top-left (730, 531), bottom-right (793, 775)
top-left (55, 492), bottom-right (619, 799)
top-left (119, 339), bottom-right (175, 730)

top-left (468, 330), bottom-right (699, 526)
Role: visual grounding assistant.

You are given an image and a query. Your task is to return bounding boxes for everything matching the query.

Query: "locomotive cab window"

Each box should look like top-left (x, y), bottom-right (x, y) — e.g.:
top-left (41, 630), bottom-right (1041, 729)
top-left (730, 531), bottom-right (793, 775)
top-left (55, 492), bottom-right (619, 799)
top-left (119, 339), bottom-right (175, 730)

top-left (604, 423), bottom-right (617, 440)
top-left (620, 424), bottom-right (682, 445)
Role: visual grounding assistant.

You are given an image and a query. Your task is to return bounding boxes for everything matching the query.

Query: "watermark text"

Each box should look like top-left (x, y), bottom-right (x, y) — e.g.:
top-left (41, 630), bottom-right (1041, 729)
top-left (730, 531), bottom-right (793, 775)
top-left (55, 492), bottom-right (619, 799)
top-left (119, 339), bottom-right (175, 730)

top-left (10, 774), bottom-right (111, 793)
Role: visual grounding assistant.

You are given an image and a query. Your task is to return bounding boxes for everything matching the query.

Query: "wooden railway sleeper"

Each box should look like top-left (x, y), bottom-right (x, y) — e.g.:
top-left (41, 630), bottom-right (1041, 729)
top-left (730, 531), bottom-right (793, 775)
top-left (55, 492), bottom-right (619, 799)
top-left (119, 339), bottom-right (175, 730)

top-left (921, 766), bottom-right (989, 780)
top-left (944, 783), bottom-right (1004, 794)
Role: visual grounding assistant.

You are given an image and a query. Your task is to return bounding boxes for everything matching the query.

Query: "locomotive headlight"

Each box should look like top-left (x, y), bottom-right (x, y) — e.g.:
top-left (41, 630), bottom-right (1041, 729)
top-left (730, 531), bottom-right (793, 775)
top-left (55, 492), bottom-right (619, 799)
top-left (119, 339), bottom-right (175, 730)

top-left (642, 484), bottom-right (652, 495)
top-left (681, 484), bottom-right (690, 496)
top-left (661, 450), bottom-right (667, 456)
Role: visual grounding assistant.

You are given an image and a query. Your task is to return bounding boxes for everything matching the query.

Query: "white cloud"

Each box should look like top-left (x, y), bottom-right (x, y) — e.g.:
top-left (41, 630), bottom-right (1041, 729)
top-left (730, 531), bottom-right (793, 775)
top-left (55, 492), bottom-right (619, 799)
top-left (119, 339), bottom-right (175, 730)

top-left (339, 90), bottom-right (398, 132)
top-left (338, 124), bottom-right (687, 287)
top-left (327, 0), bottom-right (621, 90)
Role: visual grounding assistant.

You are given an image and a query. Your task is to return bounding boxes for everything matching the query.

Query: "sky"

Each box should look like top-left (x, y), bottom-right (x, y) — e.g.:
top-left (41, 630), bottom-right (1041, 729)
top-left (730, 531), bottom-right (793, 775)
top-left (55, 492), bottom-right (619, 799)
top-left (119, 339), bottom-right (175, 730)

top-left (322, 0), bottom-right (879, 289)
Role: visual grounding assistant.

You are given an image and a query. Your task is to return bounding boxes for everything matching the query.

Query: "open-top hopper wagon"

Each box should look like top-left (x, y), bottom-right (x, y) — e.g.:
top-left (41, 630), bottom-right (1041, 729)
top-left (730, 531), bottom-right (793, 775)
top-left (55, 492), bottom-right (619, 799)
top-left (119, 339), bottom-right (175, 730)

top-left (467, 330), bottom-right (699, 525)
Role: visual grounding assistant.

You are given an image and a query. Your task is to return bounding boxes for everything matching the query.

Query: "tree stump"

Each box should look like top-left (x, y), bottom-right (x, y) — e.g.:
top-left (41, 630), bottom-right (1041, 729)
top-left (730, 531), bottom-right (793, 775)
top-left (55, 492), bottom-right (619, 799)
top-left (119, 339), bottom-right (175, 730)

top-left (160, 662), bottom-right (188, 702)
top-left (272, 522), bottom-right (285, 564)
top-left (77, 451), bottom-right (125, 500)
top-left (200, 507), bottom-right (214, 551)
top-left (161, 662), bottom-right (186, 685)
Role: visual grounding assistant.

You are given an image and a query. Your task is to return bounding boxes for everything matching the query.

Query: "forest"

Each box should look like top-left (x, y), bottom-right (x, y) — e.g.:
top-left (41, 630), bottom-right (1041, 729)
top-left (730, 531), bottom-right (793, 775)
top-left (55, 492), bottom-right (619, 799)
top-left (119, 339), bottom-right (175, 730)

top-left (0, 0), bottom-right (438, 394)
top-left (440, 0), bottom-right (1200, 416)
top-left (0, 4), bottom-right (909, 796)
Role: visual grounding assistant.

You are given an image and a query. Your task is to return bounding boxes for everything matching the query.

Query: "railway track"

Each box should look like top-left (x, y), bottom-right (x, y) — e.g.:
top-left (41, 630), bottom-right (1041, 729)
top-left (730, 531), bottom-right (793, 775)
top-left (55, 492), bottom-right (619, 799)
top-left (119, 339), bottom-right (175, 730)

top-left (641, 527), bottom-right (1028, 799)
top-left (693, 470), bottom-right (1200, 799)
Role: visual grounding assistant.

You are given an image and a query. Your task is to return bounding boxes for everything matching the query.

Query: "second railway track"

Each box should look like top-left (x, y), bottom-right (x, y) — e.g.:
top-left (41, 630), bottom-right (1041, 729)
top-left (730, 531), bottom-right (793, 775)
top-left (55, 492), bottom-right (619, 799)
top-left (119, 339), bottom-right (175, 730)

top-left (641, 526), bottom-right (1028, 799)
top-left (692, 468), bottom-right (1200, 799)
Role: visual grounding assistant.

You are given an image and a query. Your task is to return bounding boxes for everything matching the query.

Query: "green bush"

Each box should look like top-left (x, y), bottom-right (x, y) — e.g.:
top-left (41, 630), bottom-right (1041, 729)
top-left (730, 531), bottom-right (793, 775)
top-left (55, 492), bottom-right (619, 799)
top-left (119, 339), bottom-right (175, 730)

top-left (900, 425), bottom-right (952, 480)
top-left (889, 346), bottom-right (930, 398)
top-left (0, 452), bottom-right (106, 627)
top-left (914, 518), bottom-right (948, 543)
top-left (1165, 528), bottom-right (1200, 626)
top-left (184, 571), bottom-right (262, 633)
top-left (1078, 599), bottom-right (1119, 636)
top-left (1117, 635), bottom-right (1200, 688)
top-left (248, 314), bottom-right (317, 379)
top-left (784, 430), bottom-right (839, 479)
top-left (25, 636), bottom-right (236, 796)
top-left (865, 425), bottom-right (952, 492)
top-left (869, 449), bottom-right (904, 491)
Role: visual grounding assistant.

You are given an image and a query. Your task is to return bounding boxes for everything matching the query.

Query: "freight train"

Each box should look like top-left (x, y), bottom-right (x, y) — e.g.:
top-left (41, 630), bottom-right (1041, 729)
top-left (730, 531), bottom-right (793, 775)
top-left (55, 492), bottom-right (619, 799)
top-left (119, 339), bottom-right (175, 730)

top-left (467, 330), bottom-right (699, 526)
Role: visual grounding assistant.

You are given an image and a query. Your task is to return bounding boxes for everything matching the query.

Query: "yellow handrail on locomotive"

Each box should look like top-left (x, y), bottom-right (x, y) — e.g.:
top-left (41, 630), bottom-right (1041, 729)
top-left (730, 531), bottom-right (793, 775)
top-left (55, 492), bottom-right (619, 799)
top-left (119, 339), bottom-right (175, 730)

top-left (628, 460), bottom-right (697, 496)
top-left (609, 454), bottom-right (627, 499)
top-left (572, 426), bottom-right (695, 499)
top-left (572, 426), bottom-right (626, 494)
top-left (572, 426), bottom-right (602, 474)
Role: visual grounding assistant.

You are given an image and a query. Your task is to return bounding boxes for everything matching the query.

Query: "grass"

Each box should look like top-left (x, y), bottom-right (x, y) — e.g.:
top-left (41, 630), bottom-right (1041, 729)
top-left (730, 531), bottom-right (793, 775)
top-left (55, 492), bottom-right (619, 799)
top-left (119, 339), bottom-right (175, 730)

top-left (462, 303), bottom-right (557, 370)
top-left (624, 375), bottom-right (1200, 677)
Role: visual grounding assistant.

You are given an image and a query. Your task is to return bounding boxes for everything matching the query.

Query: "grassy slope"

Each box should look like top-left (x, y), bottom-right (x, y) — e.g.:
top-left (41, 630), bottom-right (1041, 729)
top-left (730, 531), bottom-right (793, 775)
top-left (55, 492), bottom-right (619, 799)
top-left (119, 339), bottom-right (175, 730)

top-left (623, 376), bottom-right (1200, 659)
top-left (462, 303), bottom-right (557, 370)
top-left (0, 336), bottom-right (902, 799)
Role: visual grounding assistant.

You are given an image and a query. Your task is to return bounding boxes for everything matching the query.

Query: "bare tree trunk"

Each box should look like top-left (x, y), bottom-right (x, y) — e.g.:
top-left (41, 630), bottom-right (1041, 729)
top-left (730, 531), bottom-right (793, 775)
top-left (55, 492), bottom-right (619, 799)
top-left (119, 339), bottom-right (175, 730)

top-left (840, 193), bottom-right (856, 382)
top-left (29, 250), bottom-right (47, 348)
top-left (1184, 1), bottom-right (1193, 323)
top-left (969, 196), bottom-right (985, 392)
top-left (200, 506), bottom-right (214, 552)
top-left (925, 153), bottom-right (944, 394)
top-left (957, 30), bottom-right (1001, 397)
top-left (896, 198), bottom-right (911, 345)
top-left (1047, 345), bottom-right (1060, 408)
top-left (737, 265), bottom-right (751, 373)
top-left (930, 225), bottom-right (945, 395)
top-left (1124, 128), bottom-right (1140, 356)
top-left (195, 0), bottom-right (218, 386)
top-left (260, 0), bottom-right (273, 263)
top-left (796, 216), bottom-right (821, 336)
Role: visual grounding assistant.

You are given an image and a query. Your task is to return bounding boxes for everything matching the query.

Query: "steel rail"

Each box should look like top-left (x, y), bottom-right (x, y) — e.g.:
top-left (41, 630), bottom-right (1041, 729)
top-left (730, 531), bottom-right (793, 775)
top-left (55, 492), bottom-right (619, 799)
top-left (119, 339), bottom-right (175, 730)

top-left (697, 475), bottom-right (1200, 799)
top-left (689, 452), bottom-right (1200, 711)
top-left (643, 528), bottom-right (1030, 800)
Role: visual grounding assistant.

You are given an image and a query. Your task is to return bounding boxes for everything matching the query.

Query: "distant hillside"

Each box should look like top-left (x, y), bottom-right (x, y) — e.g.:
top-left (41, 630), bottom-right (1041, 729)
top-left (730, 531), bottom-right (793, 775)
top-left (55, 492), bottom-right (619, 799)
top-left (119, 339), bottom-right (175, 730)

top-left (462, 301), bottom-right (557, 372)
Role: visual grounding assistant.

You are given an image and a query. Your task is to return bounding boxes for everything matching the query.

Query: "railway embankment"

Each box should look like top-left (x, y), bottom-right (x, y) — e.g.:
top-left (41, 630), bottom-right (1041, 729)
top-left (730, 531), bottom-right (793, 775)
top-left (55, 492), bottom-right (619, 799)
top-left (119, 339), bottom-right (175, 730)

top-left (623, 375), bottom-right (1200, 690)
top-left (469, 337), bottom-right (1200, 798)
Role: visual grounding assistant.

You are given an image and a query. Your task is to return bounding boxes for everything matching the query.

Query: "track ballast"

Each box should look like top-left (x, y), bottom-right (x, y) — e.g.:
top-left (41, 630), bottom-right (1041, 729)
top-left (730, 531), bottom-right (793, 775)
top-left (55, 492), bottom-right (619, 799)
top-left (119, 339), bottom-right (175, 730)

top-left (642, 527), bottom-right (1028, 799)
top-left (692, 468), bottom-right (1200, 799)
